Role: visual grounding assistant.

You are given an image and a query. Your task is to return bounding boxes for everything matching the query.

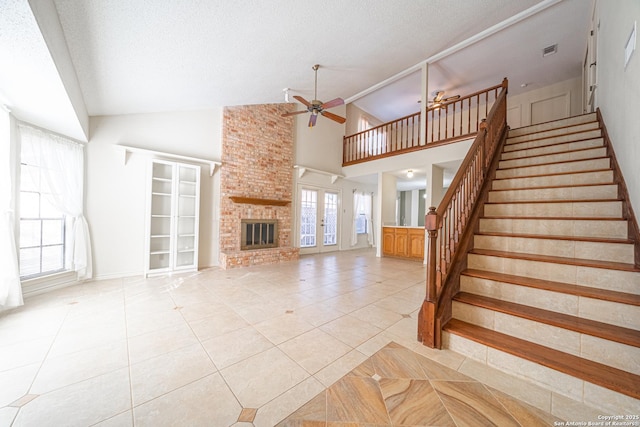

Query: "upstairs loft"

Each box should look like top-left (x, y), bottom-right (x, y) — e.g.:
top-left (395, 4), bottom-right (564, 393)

top-left (343, 79), bottom-right (508, 166)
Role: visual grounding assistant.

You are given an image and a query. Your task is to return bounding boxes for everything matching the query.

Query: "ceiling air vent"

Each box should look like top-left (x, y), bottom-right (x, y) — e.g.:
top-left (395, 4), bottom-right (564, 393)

top-left (542, 44), bottom-right (558, 57)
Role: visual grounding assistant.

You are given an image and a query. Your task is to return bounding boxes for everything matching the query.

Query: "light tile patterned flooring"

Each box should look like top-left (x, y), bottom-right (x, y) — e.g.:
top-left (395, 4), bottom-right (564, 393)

top-left (0, 249), bottom-right (596, 426)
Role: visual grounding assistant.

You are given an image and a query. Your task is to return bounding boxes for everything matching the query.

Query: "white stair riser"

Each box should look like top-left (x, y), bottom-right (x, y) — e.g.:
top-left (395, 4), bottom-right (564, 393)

top-left (452, 302), bottom-right (640, 375)
top-left (506, 130), bottom-right (602, 150)
top-left (492, 170), bottom-right (614, 190)
top-left (495, 158), bottom-right (611, 179)
top-left (479, 218), bottom-right (628, 239)
top-left (444, 332), bottom-right (640, 414)
top-left (473, 233), bottom-right (633, 263)
top-left (499, 147), bottom-right (607, 169)
top-left (501, 138), bottom-right (604, 160)
top-left (507, 122), bottom-right (601, 144)
top-left (460, 275), bottom-right (638, 328)
top-left (460, 274), bottom-right (580, 314)
top-left (467, 253), bottom-right (640, 294)
top-left (487, 185), bottom-right (618, 203)
top-left (508, 114), bottom-right (597, 138)
top-left (507, 129), bottom-right (602, 147)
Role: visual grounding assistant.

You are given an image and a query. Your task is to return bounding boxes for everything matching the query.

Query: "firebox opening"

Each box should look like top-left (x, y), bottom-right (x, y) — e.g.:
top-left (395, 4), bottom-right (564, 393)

top-left (241, 219), bottom-right (278, 250)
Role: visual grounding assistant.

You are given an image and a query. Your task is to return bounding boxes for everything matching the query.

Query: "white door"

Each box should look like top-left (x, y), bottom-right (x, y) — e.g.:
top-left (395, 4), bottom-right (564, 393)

top-left (299, 187), bottom-right (340, 254)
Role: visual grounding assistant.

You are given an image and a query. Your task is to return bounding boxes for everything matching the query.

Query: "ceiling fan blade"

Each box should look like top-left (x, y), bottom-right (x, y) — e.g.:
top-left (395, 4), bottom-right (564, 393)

top-left (321, 110), bottom-right (346, 124)
top-left (308, 114), bottom-right (317, 127)
top-left (443, 95), bottom-right (460, 102)
top-left (433, 91), bottom-right (445, 102)
top-left (321, 97), bottom-right (344, 110)
top-left (281, 110), bottom-right (309, 117)
top-left (293, 95), bottom-right (311, 107)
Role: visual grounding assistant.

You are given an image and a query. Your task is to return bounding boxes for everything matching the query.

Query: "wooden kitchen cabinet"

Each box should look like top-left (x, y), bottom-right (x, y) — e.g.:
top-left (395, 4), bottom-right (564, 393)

top-left (382, 226), bottom-right (425, 261)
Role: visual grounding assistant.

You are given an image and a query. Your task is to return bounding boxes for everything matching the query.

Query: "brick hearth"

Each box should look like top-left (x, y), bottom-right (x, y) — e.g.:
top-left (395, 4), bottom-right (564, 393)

top-left (219, 103), bottom-right (299, 268)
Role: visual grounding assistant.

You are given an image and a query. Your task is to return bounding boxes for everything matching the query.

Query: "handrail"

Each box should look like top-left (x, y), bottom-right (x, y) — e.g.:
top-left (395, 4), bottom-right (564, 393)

top-left (418, 78), bottom-right (508, 348)
top-left (343, 80), bottom-right (506, 166)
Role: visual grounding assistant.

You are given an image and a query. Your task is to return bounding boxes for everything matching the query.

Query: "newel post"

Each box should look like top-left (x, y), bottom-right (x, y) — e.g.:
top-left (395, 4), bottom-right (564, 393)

top-left (418, 206), bottom-right (439, 348)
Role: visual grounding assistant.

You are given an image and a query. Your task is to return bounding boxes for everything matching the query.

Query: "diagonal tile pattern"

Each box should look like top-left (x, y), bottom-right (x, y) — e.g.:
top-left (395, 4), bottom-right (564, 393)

top-left (0, 249), bottom-right (613, 426)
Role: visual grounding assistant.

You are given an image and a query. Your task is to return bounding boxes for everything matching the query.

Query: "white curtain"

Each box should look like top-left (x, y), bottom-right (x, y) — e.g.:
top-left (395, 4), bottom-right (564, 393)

top-left (0, 111), bottom-right (23, 311)
top-left (18, 124), bottom-right (93, 280)
top-left (351, 192), bottom-right (374, 247)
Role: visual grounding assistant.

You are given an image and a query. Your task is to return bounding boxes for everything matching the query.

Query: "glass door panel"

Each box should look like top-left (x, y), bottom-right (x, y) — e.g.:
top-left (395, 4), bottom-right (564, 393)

top-left (300, 189), bottom-right (317, 248)
top-left (323, 192), bottom-right (338, 247)
top-left (299, 187), bottom-right (340, 254)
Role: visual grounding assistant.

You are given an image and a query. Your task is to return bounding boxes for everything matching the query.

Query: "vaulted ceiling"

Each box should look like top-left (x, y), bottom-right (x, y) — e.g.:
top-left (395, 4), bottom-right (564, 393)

top-left (0, 0), bottom-right (591, 141)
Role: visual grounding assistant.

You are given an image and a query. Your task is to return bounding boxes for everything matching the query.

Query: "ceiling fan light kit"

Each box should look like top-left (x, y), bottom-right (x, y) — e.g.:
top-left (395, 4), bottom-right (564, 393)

top-left (281, 64), bottom-right (346, 128)
top-left (427, 90), bottom-right (460, 109)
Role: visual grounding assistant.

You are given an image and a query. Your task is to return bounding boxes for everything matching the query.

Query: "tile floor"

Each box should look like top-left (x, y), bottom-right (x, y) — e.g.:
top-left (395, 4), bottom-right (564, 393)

top-left (0, 249), bottom-right (601, 426)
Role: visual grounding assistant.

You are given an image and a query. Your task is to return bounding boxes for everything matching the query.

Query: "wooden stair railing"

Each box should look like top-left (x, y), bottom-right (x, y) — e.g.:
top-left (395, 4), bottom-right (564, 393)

top-left (343, 80), bottom-right (506, 166)
top-left (418, 78), bottom-right (509, 349)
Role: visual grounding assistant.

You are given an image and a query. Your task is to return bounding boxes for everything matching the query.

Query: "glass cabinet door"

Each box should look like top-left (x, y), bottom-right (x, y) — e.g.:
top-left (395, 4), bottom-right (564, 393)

top-left (146, 160), bottom-right (200, 276)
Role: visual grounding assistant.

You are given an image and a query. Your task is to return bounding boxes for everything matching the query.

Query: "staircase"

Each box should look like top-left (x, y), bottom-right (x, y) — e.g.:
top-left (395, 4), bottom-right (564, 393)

top-left (442, 112), bottom-right (640, 413)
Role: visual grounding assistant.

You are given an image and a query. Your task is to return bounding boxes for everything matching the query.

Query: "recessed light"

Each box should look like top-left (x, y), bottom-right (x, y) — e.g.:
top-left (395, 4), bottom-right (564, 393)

top-left (520, 83), bottom-right (528, 88)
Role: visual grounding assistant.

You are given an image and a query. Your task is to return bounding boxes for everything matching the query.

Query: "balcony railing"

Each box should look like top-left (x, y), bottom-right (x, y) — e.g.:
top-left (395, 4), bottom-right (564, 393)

top-left (343, 79), bottom-right (508, 166)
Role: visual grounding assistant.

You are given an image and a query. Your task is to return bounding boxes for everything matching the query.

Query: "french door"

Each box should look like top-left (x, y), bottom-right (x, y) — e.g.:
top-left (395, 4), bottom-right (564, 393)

top-left (299, 186), bottom-right (340, 254)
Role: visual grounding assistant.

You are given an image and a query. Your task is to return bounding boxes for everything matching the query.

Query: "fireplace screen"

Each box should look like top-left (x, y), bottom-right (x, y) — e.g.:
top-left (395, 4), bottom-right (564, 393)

top-left (241, 220), bottom-right (278, 250)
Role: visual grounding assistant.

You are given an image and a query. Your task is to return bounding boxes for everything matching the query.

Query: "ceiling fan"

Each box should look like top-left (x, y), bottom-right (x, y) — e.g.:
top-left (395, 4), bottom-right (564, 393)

top-left (428, 90), bottom-right (460, 109)
top-left (282, 64), bottom-right (346, 127)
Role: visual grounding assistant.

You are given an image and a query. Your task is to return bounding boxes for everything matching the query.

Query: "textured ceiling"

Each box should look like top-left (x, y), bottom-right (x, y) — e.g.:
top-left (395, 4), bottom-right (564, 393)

top-left (0, 0), bottom-right (592, 142)
top-left (51, 0), bottom-right (547, 116)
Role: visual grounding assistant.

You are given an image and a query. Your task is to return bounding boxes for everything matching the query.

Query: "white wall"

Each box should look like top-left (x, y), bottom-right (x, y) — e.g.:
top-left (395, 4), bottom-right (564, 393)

top-left (593, 0), bottom-right (640, 218)
top-left (294, 104), bottom-right (346, 174)
top-left (507, 77), bottom-right (583, 129)
top-left (86, 109), bottom-right (222, 279)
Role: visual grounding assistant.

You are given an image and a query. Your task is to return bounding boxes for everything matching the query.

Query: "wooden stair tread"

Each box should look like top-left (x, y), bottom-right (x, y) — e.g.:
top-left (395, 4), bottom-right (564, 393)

top-left (454, 292), bottom-right (640, 347)
top-left (474, 231), bottom-right (633, 245)
top-left (497, 156), bottom-right (609, 171)
top-left (469, 248), bottom-right (640, 272)
top-left (462, 268), bottom-right (640, 306)
top-left (489, 185), bottom-right (618, 193)
top-left (501, 145), bottom-right (605, 162)
top-left (493, 168), bottom-right (612, 181)
top-left (507, 118), bottom-right (598, 138)
top-left (443, 319), bottom-right (640, 400)
top-left (481, 215), bottom-right (624, 221)
top-left (505, 129), bottom-right (601, 145)
top-left (504, 136), bottom-right (602, 152)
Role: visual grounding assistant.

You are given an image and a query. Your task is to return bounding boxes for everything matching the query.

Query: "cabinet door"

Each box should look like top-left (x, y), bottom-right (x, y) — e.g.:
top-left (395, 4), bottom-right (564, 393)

top-left (173, 163), bottom-right (200, 270)
top-left (408, 229), bottom-right (425, 260)
top-left (146, 160), bottom-right (200, 276)
top-left (394, 229), bottom-right (409, 257)
top-left (148, 161), bottom-right (175, 273)
top-left (382, 228), bottom-right (395, 256)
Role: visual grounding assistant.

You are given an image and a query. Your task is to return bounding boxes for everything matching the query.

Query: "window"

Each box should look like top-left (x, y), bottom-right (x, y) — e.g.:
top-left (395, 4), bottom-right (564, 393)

top-left (355, 213), bottom-right (367, 234)
top-left (358, 116), bottom-right (372, 132)
top-left (352, 192), bottom-right (374, 246)
top-left (19, 143), bottom-right (67, 278)
top-left (16, 124), bottom-right (92, 281)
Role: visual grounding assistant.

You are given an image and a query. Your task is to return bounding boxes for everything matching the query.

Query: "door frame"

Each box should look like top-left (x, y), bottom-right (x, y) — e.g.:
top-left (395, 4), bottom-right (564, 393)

top-left (296, 184), bottom-right (342, 255)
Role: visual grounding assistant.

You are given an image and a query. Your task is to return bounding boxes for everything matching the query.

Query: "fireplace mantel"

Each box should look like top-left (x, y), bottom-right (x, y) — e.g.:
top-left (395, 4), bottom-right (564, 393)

top-left (229, 196), bottom-right (290, 206)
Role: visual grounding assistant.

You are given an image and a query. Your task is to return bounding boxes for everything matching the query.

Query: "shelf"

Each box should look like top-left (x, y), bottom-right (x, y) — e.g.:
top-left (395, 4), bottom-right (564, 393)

top-left (293, 164), bottom-right (345, 184)
top-left (229, 196), bottom-right (290, 206)
top-left (152, 192), bottom-right (172, 196)
top-left (151, 215), bottom-right (171, 218)
top-left (150, 250), bottom-right (170, 255)
top-left (150, 234), bottom-right (170, 238)
top-left (116, 144), bottom-right (221, 176)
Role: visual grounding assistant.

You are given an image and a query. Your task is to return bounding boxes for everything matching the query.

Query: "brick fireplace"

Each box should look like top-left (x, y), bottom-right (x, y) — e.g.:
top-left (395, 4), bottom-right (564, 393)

top-left (219, 103), bottom-right (299, 268)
